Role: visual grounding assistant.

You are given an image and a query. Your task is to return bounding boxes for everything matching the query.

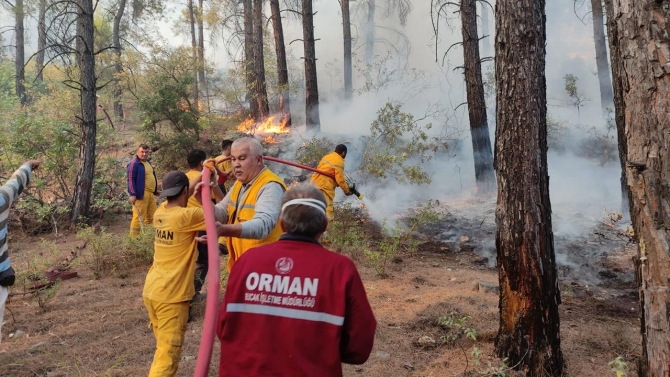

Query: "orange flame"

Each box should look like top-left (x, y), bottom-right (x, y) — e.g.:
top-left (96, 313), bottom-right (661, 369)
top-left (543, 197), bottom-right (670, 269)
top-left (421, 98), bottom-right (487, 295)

top-left (237, 115), bottom-right (289, 134)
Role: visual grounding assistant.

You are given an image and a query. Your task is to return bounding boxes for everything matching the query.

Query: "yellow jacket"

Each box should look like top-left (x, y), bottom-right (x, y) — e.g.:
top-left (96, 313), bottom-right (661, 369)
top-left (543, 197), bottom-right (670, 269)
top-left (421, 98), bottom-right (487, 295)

top-left (226, 168), bottom-right (286, 271)
top-left (310, 152), bottom-right (350, 199)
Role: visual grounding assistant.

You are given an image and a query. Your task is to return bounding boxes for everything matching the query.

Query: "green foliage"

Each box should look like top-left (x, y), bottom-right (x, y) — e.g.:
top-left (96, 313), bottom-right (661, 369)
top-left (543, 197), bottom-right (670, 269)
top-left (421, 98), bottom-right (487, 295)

top-left (36, 279), bottom-right (61, 312)
top-left (124, 225), bottom-right (155, 264)
top-left (563, 73), bottom-right (589, 119)
top-left (355, 51), bottom-right (424, 97)
top-left (123, 46), bottom-right (201, 173)
top-left (607, 356), bottom-right (628, 377)
top-left (294, 135), bottom-right (334, 167)
top-left (360, 103), bottom-right (446, 184)
top-left (364, 223), bottom-right (400, 277)
top-left (77, 226), bottom-right (122, 279)
top-left (437, 311), bottom-right (477, 344)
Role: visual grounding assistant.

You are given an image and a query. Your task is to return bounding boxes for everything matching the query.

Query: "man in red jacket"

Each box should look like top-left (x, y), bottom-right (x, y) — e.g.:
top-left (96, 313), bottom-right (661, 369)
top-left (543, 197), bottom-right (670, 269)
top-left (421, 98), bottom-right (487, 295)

top-left (217, 183), bottom-right (376, 377)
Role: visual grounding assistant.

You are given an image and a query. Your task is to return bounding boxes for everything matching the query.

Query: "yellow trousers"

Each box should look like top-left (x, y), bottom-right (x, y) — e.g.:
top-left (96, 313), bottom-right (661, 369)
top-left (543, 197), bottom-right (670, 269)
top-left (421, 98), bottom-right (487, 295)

top-left (323, 192), bottom-right (334, 221)
top-left (143, 298), bottom-right (189, 377)
top-left (130, 192), bottom-right (157, 236)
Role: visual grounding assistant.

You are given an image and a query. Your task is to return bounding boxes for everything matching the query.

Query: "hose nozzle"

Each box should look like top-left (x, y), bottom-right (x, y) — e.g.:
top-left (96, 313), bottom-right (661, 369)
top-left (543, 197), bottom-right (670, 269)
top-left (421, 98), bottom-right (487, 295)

top-left (350, 184), bottom-right (363, 200)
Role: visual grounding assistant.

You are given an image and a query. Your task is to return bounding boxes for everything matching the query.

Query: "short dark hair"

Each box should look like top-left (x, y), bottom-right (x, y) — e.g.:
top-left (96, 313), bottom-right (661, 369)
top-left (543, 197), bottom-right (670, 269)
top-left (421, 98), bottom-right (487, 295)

top-left (221, 139), bottom-right (233, 150)
top-left (335, 144), bottom-right (347, 154)
top-left (280, 183), bottom-right (327, 237)
top-left (187, 149), bottom-right (207, 168)
top-left (138, 144), bottom-right (150, 150)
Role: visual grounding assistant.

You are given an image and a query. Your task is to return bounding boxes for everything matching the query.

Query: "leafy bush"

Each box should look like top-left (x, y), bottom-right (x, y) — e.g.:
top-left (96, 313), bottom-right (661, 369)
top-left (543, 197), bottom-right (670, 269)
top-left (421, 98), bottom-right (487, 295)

top-left (294, 135), bottom-right (334, 167)
top-left (124, 225), bottom-right (155, 264)
top-left (360, 103), bottom-right (447, 184)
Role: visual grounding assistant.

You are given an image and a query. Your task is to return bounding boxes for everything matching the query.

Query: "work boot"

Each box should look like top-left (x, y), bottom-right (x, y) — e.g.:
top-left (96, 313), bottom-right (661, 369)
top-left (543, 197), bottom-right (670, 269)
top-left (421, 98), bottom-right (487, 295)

top-left (219, 243), bottom-right (229, 255)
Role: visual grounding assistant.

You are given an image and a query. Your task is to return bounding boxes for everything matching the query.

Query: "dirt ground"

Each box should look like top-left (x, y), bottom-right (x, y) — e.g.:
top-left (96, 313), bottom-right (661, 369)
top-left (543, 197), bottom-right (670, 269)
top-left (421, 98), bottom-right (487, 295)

top-left (0, 212), bottom-right (640, 377)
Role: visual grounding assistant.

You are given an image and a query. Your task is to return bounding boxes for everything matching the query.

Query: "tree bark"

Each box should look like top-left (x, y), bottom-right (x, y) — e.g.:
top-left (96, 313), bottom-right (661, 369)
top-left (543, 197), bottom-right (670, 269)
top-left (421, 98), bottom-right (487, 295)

top-left (461, 0), bottom-right (495, 194)
top-left (36, 0), bottom-right (46, 82)
top-left (494, 0), bottom-right (564, 375)
top-left (270, 0), bottom-right (291, 126)
top-left (610, 1), bottom-right (670, 375)
top-left (71, 0), bottom-right (97, 223)
top-left (252, 0), bottom-right (269, 119)
top-left (603, 0), bottom-right (629, 217)
top-left (188, 0), bottom-right (199, 105)
top-left (244, 0), bottom-right (255, 116)
top-left (15, 0), bottom-right (25, 105)
top-left (113, 0), bottom-right (127, 119)
top-left (198, 0), bottom-right (207, 109)
top-left (365, 0), bottom-right (375, 64)
top-left (302, 0), bottom-right (320, 130)
top-left (591, 0), bottom-right (614, 111)
top-left (342, 0), bottom-right (352, 99)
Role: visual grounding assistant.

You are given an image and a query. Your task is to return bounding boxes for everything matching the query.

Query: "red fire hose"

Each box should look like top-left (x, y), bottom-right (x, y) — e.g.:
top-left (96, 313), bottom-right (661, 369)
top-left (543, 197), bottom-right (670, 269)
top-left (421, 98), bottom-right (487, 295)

top-left (215, 155), bottom-right (335, 179)
top-left (194, 167), bottom-right (220, 377)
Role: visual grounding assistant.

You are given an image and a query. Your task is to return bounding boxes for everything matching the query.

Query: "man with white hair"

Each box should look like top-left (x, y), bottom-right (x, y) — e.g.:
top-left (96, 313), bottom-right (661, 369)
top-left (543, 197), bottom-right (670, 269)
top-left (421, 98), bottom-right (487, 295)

top-left (212, 137), bottom-right (286, 271)
top-left (216, 183), bottom-right (377, 377)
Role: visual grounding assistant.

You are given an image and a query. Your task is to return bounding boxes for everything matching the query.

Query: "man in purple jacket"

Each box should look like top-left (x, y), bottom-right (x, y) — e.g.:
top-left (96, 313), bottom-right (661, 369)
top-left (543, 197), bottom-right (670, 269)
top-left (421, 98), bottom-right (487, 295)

top-left (127, 144), bottom-right (158, 236)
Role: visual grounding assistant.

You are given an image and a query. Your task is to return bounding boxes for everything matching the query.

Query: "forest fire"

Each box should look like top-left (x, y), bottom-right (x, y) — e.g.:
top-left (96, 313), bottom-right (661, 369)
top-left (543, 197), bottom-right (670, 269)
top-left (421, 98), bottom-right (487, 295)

top-left (237, 115), bottom-right (289, 135)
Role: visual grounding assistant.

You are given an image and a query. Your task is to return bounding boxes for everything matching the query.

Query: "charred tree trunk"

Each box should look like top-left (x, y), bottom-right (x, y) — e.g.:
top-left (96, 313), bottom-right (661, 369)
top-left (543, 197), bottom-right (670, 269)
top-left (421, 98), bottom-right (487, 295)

top-left (188, 0), bottom-right (199, 105)
top-left (461, 0), bottom-right (495, 194)
top-left (479, 1), bottom-right (490, 57)
top-left (302, 0), bottom-right (320, 130)
top-left (342, 0), bottom-right (352, 99)
top-left (610, 1), bottom-right (670, 375)
top-left (113, 0), bottom-right (127, 119)
top-left (15, 0), bottom-right (25, 105)
top-left (270, 0), bottom-right (291, 126)
top-left (591, 0), bottom-right (613, 111)
top-left (603, 0), bottom-right (629, 217)
top-left (71, 0), bottom-right (97, 223)
top-left (253, 0), bottom-right (269, 119)
top-left (198, 0), bottom-right (207, 109)
top-left (244, 0), bottom-right (255, 116)
top-left (494, 0), bottom-right (564, 375)
top-left (365, 0), bottom-right (375, 64)
top-left (36, 0), bottom-right (46, 82)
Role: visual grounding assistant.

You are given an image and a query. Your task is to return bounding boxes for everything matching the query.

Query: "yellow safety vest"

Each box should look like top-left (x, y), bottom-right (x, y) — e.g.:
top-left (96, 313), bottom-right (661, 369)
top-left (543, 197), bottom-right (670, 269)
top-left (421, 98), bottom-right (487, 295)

top-left (226, 168), bottom-right (286, 271)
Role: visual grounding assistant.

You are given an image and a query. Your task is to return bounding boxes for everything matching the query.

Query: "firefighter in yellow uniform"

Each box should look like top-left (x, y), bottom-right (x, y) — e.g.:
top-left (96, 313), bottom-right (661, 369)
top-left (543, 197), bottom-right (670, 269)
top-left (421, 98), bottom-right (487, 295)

top-left (310, 144), bottom-right (353, 220)
top-left (142, 171), bottom-right (208, 377)
top-left (211, 137), bottom-right (286, 272)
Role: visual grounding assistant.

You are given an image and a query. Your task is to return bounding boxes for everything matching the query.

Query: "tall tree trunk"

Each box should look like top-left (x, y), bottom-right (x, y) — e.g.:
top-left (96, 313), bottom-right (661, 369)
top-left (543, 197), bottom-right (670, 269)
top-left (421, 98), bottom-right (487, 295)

top-left (198, 0), bottom-right (207, 109)
top-left (591, 0), bottom-right (613, 111)
top-left (36, 0), bottom-right (46, 82)
top-left (479, 1), bottom-right (490, 57)
top-left (302, 0), bottom-right (320, 130)
top-left (188, 0), bottom-right (199, 105)
top-left (365, 0), bottom-right (375, 64)
top-left (342, 0), bottom-right (352, 99)
top-left (253, 0), bottom-right (269, 119)
top-left (270, 0), bottom-right (291, 126)
top-left (113, 0), bottom-right (127, 119)
top-left (461, 0), bottom-right (495, 194)
top-left (610, 1), bottom-right (670, 375)
top-left (494, 0), bottom-right (564, 375)
top-left (15, 0), bottom-right (25, 105)
top-left (244, 0), bottom-right (255, 116)
top-left (71, 0), bottom-right (97, 223)
top-left (603, 0), bottom-right (629, 217)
